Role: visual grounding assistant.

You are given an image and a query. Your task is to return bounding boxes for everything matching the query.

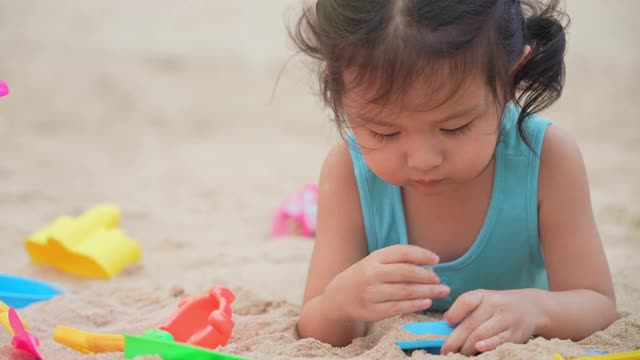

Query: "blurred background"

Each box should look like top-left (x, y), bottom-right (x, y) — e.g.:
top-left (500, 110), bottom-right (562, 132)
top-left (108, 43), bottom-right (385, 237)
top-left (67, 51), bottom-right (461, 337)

top-left (0, 0), bottom-right (638, 310)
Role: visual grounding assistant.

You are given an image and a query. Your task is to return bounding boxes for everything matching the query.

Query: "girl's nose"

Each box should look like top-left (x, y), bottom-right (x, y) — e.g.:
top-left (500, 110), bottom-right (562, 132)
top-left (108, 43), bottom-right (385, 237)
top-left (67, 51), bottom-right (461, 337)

top-left (406, 138), bottom-right (444, 172)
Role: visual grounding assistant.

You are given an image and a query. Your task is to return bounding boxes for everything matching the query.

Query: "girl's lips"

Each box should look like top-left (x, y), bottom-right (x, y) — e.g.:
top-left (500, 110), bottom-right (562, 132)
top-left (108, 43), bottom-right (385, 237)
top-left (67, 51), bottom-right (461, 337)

top-left (414, 179), bottom-right (443, 186)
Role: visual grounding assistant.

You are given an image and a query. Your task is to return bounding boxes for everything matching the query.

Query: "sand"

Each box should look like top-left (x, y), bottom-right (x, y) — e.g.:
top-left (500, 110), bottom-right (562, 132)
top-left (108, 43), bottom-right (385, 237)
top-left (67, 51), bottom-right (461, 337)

top-left (0, 0), bottom-right (638, 359)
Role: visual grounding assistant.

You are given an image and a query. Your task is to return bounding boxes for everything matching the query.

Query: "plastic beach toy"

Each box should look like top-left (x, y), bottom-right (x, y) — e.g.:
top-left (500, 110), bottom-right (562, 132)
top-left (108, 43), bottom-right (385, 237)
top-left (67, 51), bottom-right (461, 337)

top-left (396, 321), bottom-right (455, 354)
top-left (402, 321), bottom-right (455, 336)
top-left (7, 307), bottom-right (43, 359)
top-left (54, 327), bottom-right (246, 360)
top-left (0, 273), bottom-right (65, 308)
top-left (0, 300), bottom-right (28, 335)
top-left (55, 286), bottom-right (237, 355)
top-left (0, 80), bottom-right (9, 97)
top-left (25, 204), bottom-right (142, 278)
top-left (54, 326), bottom-right (125, 354)
top-left (553, 350), bottom-right (640, 360)
top-left (271, 183), bottom-right (318, 238)
top-left (124, 329), bottom-right (246, 360)
top-left (158, 285), bottom-right (235, 349)
top-left (397, 339), bottom-right (446, 353)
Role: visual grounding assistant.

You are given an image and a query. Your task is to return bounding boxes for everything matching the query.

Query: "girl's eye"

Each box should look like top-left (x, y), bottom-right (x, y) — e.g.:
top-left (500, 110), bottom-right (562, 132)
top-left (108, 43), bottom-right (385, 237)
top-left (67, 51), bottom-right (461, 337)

top-left (368, 129), bottom-right (400, 142)
top-left (441, 121), bottom-right (473, 136)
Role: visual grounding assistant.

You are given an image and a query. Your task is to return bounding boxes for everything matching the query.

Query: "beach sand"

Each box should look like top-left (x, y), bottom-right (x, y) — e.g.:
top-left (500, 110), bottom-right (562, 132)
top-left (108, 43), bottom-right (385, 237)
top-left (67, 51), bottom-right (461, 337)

top-left (0, 1), bottom-right (638, 359)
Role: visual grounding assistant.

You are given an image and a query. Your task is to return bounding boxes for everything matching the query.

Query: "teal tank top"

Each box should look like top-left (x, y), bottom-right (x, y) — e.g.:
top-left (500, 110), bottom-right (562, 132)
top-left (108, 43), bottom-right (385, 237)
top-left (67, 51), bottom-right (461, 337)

top-left (348, 104), bottom-right (551, 311)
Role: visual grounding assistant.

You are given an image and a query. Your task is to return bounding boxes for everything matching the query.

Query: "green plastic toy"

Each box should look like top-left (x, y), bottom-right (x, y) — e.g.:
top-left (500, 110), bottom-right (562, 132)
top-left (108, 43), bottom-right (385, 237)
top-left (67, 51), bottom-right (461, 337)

top-left (124, 329), bottom-right (247, 360)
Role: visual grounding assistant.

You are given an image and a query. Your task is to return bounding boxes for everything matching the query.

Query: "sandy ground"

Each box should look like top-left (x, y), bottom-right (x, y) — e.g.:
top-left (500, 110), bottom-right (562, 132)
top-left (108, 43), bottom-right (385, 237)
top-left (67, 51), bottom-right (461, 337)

top-left (0, 1), bottom-right (638, 359)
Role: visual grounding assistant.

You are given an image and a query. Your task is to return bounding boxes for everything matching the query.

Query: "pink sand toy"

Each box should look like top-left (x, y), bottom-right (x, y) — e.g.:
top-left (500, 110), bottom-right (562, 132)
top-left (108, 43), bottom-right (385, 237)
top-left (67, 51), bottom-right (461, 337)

top-left (271, 183), bottom-right (318, 238)
top-left (7, 307), bottom-right (43, 359)
top-left (0, 80), bottom-right (9, 97)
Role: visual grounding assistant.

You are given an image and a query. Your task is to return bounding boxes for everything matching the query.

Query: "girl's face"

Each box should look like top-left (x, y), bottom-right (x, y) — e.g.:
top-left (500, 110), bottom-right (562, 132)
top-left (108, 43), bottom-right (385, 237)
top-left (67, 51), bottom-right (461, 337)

top-left (344, 71), bottom-right (501, 195)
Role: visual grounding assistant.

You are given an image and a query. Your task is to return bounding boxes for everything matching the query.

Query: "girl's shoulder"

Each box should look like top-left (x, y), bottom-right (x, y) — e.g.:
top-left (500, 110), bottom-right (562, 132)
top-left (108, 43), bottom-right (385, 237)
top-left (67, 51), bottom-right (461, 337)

top-left (538, 124), bottom-right (587, 197)
top-left (321, 142), bottom-right (358, 185)
top-left (318, 142), bottom-right (362, 218)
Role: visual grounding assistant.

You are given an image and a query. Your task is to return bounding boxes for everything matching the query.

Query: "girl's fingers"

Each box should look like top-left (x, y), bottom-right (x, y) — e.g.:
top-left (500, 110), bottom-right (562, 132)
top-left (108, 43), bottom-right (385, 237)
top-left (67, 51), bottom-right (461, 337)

top-left (441, 298), bottom-right (492, 355)
top-left (475, 329), bottom-right (512, 353)
top-left (373, 244), bottom-right (440, 266)
top-left (378, 263), bottom-right (441, 284)
top-left (371, 298), bottom-right (433, 319)
top-left (370, 283), bottom-right (450, 303)
top-left (461, 317), bottom-right (509, 355)
top-left (443, 290), bottom-right (484, 326)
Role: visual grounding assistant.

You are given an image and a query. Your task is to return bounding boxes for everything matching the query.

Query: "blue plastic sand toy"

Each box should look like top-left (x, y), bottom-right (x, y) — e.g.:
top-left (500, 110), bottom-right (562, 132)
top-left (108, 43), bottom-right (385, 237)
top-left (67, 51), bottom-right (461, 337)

top-left (0, 274), bottom-right (66, 308)
top-left (396, 321), bottom-right (456, 354)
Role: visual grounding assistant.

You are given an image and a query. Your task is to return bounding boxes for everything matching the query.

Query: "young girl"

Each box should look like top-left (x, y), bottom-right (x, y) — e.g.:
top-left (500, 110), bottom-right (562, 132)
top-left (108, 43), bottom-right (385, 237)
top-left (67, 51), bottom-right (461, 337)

top-left (291, 0), bottom-right (617, 355)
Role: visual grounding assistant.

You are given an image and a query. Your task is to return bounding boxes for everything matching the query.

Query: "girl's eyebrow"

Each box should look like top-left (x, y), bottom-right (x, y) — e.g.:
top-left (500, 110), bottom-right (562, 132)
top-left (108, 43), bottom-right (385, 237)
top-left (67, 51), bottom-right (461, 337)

top-left (431, 104), bottom-right (482, 124)
top-left (358, 104), bottom-right (482, 127)
top-left (358, 114), bottom-right (397, 127)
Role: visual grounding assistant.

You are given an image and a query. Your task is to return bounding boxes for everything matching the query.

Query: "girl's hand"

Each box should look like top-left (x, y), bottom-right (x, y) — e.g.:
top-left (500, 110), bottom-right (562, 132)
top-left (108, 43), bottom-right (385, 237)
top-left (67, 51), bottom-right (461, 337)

top-left (321, 244), bottom-right (451, 322)
top-left (441, 289), bottom-right (545, 356)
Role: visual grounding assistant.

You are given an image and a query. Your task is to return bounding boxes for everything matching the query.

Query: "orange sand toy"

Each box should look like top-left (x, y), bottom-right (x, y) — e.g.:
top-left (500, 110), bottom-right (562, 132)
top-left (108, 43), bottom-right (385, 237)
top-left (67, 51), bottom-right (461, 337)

top-left (157, 286), bottom-right (235, 349)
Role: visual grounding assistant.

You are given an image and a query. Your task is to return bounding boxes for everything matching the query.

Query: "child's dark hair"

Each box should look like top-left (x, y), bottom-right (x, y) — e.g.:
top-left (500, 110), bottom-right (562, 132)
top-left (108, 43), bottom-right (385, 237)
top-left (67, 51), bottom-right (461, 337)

top-left (291, 0), bottom-right (569, 148)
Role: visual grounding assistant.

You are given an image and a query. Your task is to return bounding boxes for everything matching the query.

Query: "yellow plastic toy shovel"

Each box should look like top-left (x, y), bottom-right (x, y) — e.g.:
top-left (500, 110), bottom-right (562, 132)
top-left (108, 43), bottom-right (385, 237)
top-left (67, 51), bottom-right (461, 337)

top-left (53, 326), bottom-right (247, 359)
top-left (25, 205), bottom-right (142, 279)
top-left (553, 350), bottom-right (640, 360)
top-left (53, 326), bottom-right (124, 354)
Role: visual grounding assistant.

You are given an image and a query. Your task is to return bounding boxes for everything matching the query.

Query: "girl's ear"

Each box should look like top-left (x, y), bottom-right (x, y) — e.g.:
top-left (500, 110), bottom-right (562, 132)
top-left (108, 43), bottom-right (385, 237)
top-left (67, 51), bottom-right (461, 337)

top-left (511, 45), bottom-right (532, 77)
top-left (320, 61), bottom-right (328, 74)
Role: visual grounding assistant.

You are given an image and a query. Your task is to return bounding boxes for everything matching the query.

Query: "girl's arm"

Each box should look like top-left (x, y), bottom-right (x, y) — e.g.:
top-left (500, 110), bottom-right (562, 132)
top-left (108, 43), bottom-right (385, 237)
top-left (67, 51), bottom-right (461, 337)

top-left (536, 124), bottom-right (617, 338)
top-left (441, 125), bottom-right (617, 355)
top-left (297, 143), bottom-right (369, 346)
top-left (297, 143), bottom-right (445, 346)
